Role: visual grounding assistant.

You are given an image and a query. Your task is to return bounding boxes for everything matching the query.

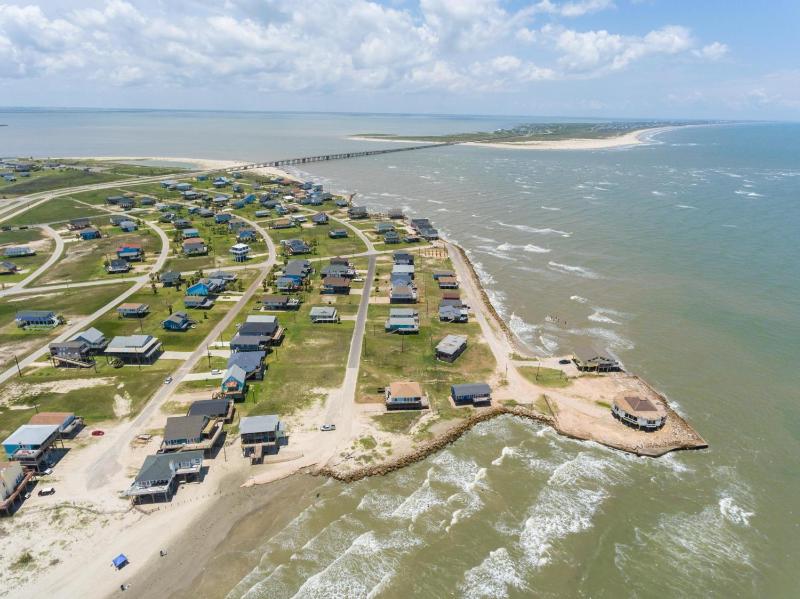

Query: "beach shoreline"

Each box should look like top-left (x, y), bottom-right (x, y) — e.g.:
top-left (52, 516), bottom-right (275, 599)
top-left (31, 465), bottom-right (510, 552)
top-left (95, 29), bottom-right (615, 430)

top-left (348, 126), bottom-right (677, 150)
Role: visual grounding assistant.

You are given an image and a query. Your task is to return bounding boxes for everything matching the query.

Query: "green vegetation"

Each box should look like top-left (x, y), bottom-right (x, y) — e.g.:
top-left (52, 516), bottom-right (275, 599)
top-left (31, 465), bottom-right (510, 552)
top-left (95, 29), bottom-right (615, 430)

top-left (372, 411), bottom-right (420, 434)
top-left (518, 366), bottom-right (571, 388)
top-left (0, 169), bottom-right (123, 197)
top-left (5, 198), bottom-right (109, 226)
top-left (0, 230), bottom-right (52, 284)
top-left (10, 551), bottom-right (35, 571)
top-left (267, 221), bottom-right (367, 259)
top-left (357, 435), bottom-right (377, 450)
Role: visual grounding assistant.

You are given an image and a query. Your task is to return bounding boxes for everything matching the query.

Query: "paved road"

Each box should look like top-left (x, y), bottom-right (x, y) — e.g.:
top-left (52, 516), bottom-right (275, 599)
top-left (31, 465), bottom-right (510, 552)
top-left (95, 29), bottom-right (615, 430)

top-left (0, 224), bottom-right (65, 295)
top-left (85, 210), bottom-right (278, 489)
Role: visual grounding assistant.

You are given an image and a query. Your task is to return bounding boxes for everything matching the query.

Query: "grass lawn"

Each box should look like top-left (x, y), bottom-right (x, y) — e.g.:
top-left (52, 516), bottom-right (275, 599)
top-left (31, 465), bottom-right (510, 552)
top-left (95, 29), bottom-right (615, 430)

top-left (6, 198), bottom-right (110, 226)
top-left (518, 366), bottom-right (571, 388)
top-left (268, 224), bottom-right (367, 258)
top-left (0, 169), bottom-right (125, 197)
top-left (38, 230), bottom-right (161, 284)
top-left (162, 215), bottom-right (258, 271)
top-left (0, 283), bottom-right (131, 368)
top-left (371, 411), bottom-right (421, 434)
top-left (0, 229), bottom-right (53, 285)
top-left (0, 359), bottom-right (182, 443)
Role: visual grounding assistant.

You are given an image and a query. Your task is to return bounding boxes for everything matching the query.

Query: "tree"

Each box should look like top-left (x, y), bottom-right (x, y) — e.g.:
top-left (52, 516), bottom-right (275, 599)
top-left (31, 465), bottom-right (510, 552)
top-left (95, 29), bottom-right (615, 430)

top-left (150, 281), bottom-right (158, 295)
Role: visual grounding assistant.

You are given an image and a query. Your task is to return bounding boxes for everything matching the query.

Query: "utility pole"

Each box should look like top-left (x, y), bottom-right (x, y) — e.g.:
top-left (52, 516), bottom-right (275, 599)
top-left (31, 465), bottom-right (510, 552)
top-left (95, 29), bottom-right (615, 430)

top-left (13, 355), bottom-right (22, 378)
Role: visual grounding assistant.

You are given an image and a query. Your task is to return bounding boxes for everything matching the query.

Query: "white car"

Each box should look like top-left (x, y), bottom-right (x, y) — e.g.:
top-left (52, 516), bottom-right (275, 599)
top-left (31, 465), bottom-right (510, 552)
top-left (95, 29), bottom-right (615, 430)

top-left (211, 369), bottom-right (221, 375)
top-left (163, 376), bottom-right (173, 385)
top-left (320, 424), bottom-right (336, 432)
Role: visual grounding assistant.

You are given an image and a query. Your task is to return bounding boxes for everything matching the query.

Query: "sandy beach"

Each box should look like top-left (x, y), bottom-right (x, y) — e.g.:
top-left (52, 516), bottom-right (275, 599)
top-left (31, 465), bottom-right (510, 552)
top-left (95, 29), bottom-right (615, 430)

top-left (349, 126), bottom-right (676, 150)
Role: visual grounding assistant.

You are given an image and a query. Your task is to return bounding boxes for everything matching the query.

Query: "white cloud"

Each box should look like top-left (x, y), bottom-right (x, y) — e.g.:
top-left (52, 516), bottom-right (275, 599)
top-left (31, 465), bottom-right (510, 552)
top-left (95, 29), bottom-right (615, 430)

top-left (693, 41), bottom-right (728, 61)
top-left (535, 0), bottom-right (616, 18)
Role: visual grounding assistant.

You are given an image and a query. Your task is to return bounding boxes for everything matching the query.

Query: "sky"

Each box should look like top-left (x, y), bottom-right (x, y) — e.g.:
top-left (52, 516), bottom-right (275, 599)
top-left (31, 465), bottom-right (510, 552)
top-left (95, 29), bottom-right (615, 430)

top-left (0, 0), bottom-right (798, 120)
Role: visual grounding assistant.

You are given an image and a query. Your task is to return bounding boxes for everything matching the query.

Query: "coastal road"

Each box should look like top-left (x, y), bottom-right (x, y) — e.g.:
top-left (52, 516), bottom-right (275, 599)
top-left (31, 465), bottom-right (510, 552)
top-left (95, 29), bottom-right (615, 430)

top-left (0, 224), bottom-right (65, 295)
top-left (0, 218), bottom-right (170, 385)
top-left (85, 211), bottom-right (277, 490)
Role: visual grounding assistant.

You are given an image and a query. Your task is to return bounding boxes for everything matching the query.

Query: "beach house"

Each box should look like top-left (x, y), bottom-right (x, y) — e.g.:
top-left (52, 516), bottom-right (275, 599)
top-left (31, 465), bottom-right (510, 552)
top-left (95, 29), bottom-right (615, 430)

top-left (28, 412), bottom-right (83, 438)
top-left (221, 365), bottom-right (248, 400)
top-left (104, 335), bottom-right (162, 364)
top-left (309, 306), bottom-right (339, 323)
top-left (311, 212), bottom-right (329, 225)
top-left (161, 415), bottom-right (220, 452)
top-left (116, 245), bottom-right (142, 261)
top-left (348, 206), bottom-right (368, 219)
top-left (328, 228), bottom-right (348, 238)
top-left (227, 351), bottom-right (266, 380)
top-left (125, 451), bottom-right (203, 504)
top-left (182, 227), bottom-right (200, 239)
top-left (182, 238), bottom-right (208, 256)
top-left (183, 295), bottom-right (214, 309)
top-left (384, 316), bottom-right (419, 334)
top-left (0, 261), bottom-right (18, 275)
top-left (438, 276), bottom-right (459, 289)
top-left (390, 283), bottom-right (417, 304)
top-left (239, 415), bottom-right (286, 463)
top-left (3, 246), bottom-right (35, 258)
top-left (572, 345), bottom-right (621, 372)
top-left (106, 258), bottom-right (130, 274)
top-left (451, 383), bottom-right (492, 406)
top-left (70, 327), bottom-right (108, 352)
top-left (283, 239), bottom-right (311, 255)
top-left (2, 424), bottom-right (60, 472)
top-left (48, 340), bottom-right (94, 368)
top-left (116, 303), bottom-right (149, 318)
top-left (15, 310), bottom-right (60, 328)
top-left (439, 301), bottom-right (469, 323)
top-left (237, 229), bottom-right (257, 243)
top-left (230, 243), bottom-right (250, 262)
top-left (262, 294), bottom-right (300, 310)
top-left (612, 396), bottom-right (667, 431)
top-left (160, 271), bottom-right (183, 287)
top-left (0, 460), bottom-right (31, 516)
top-left (375, 222), bottom-right (395, 234)
top-left (321, 276), bottom-right (351, 295)
top-left (69, 217), bottom-right (91, 230)
top-left (435, 334), bottom-right (468, 362)
top-left (214, 213), bottom-right (232, 224)
top-left (385, 382), bottom-right (427, 411)
top-left (80, 228), bottom-right (101, 240)
top-left (161, 311), bottom-right (195, 331)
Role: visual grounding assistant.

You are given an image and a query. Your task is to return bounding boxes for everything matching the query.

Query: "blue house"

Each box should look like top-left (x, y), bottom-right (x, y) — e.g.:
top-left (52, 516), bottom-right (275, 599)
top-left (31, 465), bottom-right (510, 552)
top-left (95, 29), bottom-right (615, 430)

top-left (276, 276), bottom-right (300, 292)
top-left (243, 193), bottom-right (257, 204)
top-left (80, 228), bottom-right (101, 240)
top-left (221, 365), bottom-right (247, 400)
top-left (237, 229), bottom-right (256, 242)
top-left (182, 228), bottom-right (200, 239)
top-left (232, 200), bottom-right (245, 209)
top-left (196, 175), bottom-right (208, 182)
top-left (175, 183), bottom-right (192, 192)
top-left (15, 310), bottom-right (60, 328)
top-left (227, 351), bottom-right (266, 380)
top-left (215, 213), bottom-right (233, 224)
top-left (186, 281), bottom-right (213, 296)
top-left (116, 246), bottom-right (143, 261)
top-left (161, 311), bottom-right (195, 331)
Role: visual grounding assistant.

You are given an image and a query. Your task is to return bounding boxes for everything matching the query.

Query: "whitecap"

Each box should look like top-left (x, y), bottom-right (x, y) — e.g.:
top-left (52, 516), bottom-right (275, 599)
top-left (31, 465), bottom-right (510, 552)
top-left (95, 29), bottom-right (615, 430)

top-left (588, 312), bottom-right (621, 325)
top-left (718, 496), bottom-right (754, 526)
top-left (570, 295), bottom-right (589, 304)
top-left (523, 244), bottom-right (551, 254)
top-left (540, 205), bottom-right (561, 211)
top-left (547, 261), bottom-right (600, 279)
top-left (675, 204), bottom-right (697, 209)
top-left (651, 191), bottom-right (666, 196)
top-left (496, 221), bottom-right (572, 237)
top-left (459, 547), bottom-right (524, 599)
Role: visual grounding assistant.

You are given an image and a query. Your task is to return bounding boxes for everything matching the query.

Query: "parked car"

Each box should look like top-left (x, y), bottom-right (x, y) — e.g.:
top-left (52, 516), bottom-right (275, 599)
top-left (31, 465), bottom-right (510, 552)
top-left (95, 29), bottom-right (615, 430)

top-left (91, 430), bottom-right (105, 437)
top-left (38, 487), bottom-right (55, 496)
top-left (211, 369), bottom-right (221, 375)
top-left (164, 376), bottom-right (173, 385)
top-left (320, 424), bottom-right (336, 432)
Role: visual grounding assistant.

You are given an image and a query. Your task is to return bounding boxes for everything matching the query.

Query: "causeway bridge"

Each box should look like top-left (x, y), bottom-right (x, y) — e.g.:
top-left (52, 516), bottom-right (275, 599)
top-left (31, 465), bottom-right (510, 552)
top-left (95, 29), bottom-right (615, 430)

top-left (228, 141), bottom-right (457, 172)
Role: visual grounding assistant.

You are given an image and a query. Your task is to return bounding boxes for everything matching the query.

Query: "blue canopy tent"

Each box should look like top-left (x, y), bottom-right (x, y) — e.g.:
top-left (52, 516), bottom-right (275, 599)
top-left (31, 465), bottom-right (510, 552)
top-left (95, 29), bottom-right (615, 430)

top-left (112, 554), bottom-right (129, 570)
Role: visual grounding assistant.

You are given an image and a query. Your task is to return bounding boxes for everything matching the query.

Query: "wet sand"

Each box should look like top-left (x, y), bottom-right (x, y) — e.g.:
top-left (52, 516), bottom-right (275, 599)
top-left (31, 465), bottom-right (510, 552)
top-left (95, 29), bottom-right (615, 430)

top-left (123, 474), bottom-right (324, 599)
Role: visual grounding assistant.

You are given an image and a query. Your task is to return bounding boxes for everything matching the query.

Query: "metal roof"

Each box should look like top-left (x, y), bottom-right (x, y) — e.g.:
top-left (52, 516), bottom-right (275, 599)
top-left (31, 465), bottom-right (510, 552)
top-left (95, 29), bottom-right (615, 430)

top-left (133, 450), bottom-right (203, 484)
top-left (187, 399), bottom-right (230, 418)
top-left (163, 416), bottom-right (207, 443)
top-left (240, 415), bottom-right (281, 435)
top-left (2, 424), bottom-right (59, 447)
top-left (106, 335), bottom-right (157, 350)
top-left (436, 334), bottom-right (468, 354)
top-left (451, 383), bottom-right (491, 397)
top-left (71, 327), bottom-right (105, 344)
top-left (227, 351), bottom-right (265, 373)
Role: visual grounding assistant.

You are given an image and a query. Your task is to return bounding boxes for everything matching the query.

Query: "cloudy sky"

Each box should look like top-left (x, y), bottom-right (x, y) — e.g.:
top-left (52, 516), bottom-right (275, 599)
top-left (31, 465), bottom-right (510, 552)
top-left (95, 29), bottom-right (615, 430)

top-left (0, 0), bottom-right (798, 119)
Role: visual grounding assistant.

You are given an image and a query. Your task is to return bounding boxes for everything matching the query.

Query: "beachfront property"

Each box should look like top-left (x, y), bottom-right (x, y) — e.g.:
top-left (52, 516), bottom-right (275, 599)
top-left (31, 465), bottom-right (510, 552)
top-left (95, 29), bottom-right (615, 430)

top-left (28, 412), bottom-right (82, 439)
top-left (161, 311), bottom-right (195, 331)
top-left (321, 276), bottom-right (351, 294)
top-left (438, 276), bottom-right (459, 289)
top-left (439, 300), bottom-right (469, 323)
top-left (79, 228), bottom-right (102, 240)
top-left (392, 264), bottom-right (415, 280)
top-left (2, 424), bottom-right (61, 472)
top-left (221, 365), bottom-right (248, 400)
top-left (116, 303), bottom-right (149, 318)
top-left (161, 415), bottom-right (223, 453)
top-left (104, 334), bottom-right (162, 364)
top-left (612, 396), bottom-right (667, 431)
top-left (160, 271), bottom-right (183, 287)
top-left (385, 381), bottom-right (428, 410)
top-left (70, 327), bottom-right (108, 352)
top-left (0, 261), bottom-right (18, 275)
top-left (388, 208), bottom-right (405, 219)
top-left (238, 316), bottom-right (284, 345)
top-left (229, 243), bottom-right (251, 262)
top-left (451, 383), bottom-right (492, 406)
top-left (184, 295), bottom-right (215, 309)
top-left (1, 460), bottom-right (32, 516)
top-left (384, 316), bottom-right (419, 334)
top-left (309, 306), bottom-right (339, 323)
top-left (262, 294), bottom-right (300, 310)
top-left (48, 340), bottom-right (94, 368)
top-left (182, 238), bottom-right (208, 255)
top-left (432, 270), bottom-right (455, 280)
top-left (328, 228), bottom-right (348, 238)
top-left (227, 351), bottom-right (266, 380)
top-left (4, 246), bottom-right (35, 258)
top-left (188, 399), bottom-right (234, 423)
top-left (15, 310), bottom-right (61, 329)
top-left (124, 451), bottom-right (204, 504)
top-left (435, 334), bottom-right (468, 362)
top-left (390, 283), bottom-right (417, 304)
top-left (239, 415), bottom-right (286, 463)
top-left (106, 258), bottom-right (130, 274)
top-left (573, 345), bottom-right (621, 372)
top-left (311, 212), bottom-right (329, 225)
top-left (348, 205), bottom-right (368, 219)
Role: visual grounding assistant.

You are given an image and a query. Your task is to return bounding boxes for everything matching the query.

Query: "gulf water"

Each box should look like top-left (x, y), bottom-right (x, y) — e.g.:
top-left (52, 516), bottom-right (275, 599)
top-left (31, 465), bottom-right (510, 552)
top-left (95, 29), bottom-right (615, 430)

top-left (2, 110), bottom-right (798, 597)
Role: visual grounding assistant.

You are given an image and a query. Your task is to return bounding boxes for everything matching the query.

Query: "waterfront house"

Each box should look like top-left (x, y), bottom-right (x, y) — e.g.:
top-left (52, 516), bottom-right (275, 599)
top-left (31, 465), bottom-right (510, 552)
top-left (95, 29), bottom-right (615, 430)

top-left (410, 218), bottom-right (430, 231)
top-left (0, 460), bottom-right (29, 516)
top-left (420, 227), bottom-right (439, 240)
top-left (183, 295), bottom-right (214, 309)
top-left (385, 382), bottom-right (427, 410)
top-left (161, 311), bottom-right (195, 331)
top-left (439, 302), bottom-right (469, 323)
top-left (348, 206), bottom-right (368, 219)
top-left (104, 334), bottom-right (162, 364)
top-left (311, 212), bottom-right (329, 225)
top-left (68, 218), bottom-right (91, 230)
top-left (119, 221), bottom-right (138, 233)
top-left (106, 258), bottom-right (130, 274)
top-left (182, 238), bottom-right (208, 256)
top-left (432, 270), bottom-right (455, 280)
top-left (160, 180), bottom-right (177, 188)
top-left (328, 228), bottom-right (348, 239)
top-left (262, 294), bottom-right (299, 310)
top-left (116, 245), bottom-right (142, 261)
top-left (227, 351), bottom-right (266, 380)
top-left (49, 340), bottom-right (93, 368)
top-left (15, 310), bottom-right (60, 328)
top-left (125, 451), bottom-right (203, 504)
top-left (451, 383), bottom-right (492, 406)
top-left (438, 276), bottom-right (459, 289)
top-left (3, 246), bottom-right (35, 258)
top-left (160, 271), bottom-right (183, 287)
top-left (221, 365), bottom-right (247, 400)
top-left (402, 234), bottom-right (421, 243)
top-left (441, 290), bottom-right (461, 301)
top-left (240, 415), bottom-right (285, 462)
top-left (388, 208), bottom-right (404, 219)
top-left (393, 252), bottom-right (414, 266)
top-left (572, 345), bottom-right (621, 372)
top-left (321, 276), bottom-right (351, 295)
top-left (612, 396), bottom-right (666, 430)
top-left (389, 283), bottom-right (417, 304)
top-left (384, 316), bottom-right (419, 334)
top-left (188, 399), bottom-right (234, 423)
top-left (230, 243), bottom-right (250, 262)
top-left (2, 425), bottom-right (60, 472)
top-left (70, 327), bottom-right (108, 352)
top-left (435, 334), bottom-right (468, 362)
top-left (161, 416), bottom-right (209, 451)
top-left (28, 412), bottom-right (82, 438)
top-left (80, 228), bottom-right (101, 240)
top-left (117, 303), bottom-right (149, 318)
top-left (335, 199), bottom-right (349, 207)
top-left (309, 306), bottom-right (339, 323)
top-left (0, 261), bottom-right (19, 275)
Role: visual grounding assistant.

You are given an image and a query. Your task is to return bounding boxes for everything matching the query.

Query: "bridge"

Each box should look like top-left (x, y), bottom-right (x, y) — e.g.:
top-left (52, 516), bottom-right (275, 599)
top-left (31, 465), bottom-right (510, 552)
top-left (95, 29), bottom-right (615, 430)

top-left (227, 141), bottom-right (457, 172)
